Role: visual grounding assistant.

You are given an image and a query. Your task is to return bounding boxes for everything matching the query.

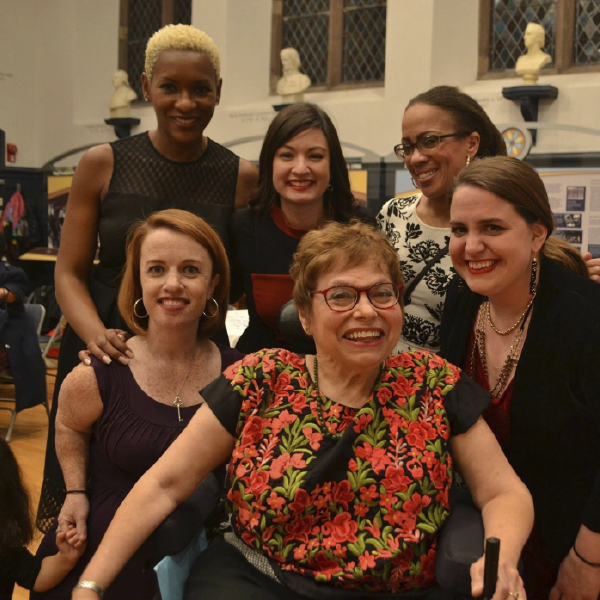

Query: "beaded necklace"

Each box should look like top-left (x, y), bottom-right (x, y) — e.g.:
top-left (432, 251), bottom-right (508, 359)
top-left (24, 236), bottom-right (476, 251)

top-left (471, 300), bottom-right (534, 398)
top-left (312, 357), bottom-right (383, 441)
top-left (485, 292), bottom-right (536, 336)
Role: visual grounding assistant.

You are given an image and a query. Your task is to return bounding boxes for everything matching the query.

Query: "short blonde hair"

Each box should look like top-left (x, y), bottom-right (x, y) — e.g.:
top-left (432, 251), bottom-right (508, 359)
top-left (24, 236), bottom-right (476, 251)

top-left (118, 209), bottom-right (229, 339)
top-left (145, 24), bottom-right (221, 81)
top-left (290, 220), bottom-right (403, 316)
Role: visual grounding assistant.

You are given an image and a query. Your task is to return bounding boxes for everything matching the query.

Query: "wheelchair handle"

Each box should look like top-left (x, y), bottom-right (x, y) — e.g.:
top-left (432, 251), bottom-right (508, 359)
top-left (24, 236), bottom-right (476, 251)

top-left (482, 537), bottom-right (500, 599)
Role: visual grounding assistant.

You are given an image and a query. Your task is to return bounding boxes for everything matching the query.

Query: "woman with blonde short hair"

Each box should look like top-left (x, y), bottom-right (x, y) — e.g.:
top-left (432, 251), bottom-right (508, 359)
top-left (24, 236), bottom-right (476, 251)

top-left (37, 24), bottom-right (258, 531)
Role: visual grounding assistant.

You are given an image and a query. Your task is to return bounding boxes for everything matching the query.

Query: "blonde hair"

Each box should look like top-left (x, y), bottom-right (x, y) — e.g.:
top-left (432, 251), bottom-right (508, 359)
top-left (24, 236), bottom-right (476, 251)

top-left (118, 209), bottom-right (229, 339)
top-left (290, 220), bottom-right (403, 316)
top-left (145, 24), bottom-right (221, 81)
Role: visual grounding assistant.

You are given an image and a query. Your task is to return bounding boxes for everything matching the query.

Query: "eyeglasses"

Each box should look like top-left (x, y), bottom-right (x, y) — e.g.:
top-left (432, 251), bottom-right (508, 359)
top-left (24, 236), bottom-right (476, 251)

top-left (311, 283), bottom-right (403, 312)
top-left (394, 132), bottom-right (468, 161)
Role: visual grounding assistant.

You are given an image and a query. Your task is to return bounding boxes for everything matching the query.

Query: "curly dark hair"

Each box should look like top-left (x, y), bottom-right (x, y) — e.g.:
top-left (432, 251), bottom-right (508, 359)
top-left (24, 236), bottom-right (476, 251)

top-left (0, 439), bottom-right (34, 551)
top-left (406, 86), bottom-right (507, 158)
top-left (249, 102), bottom-right (355, 222)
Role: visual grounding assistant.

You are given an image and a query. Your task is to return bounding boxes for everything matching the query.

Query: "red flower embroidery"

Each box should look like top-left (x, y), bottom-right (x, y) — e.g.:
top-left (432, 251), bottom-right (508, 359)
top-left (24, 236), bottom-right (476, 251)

top-left (267, 491), bottom-right (286, 510)
top-left (271, 409), bottom-right (297, 434)
top-left (391, 375), bottom-right (419, 398)
top-left (289, 488), bottom-right (311, 514)
top-left (359, 484), bottom-right (378, 502)
top-left (291, 392), bottom-right (309, 412)
top-left (355, 442), bottom-right (392, 474)
top-left (273, 372), bottom-right (294, 397)
top-left (403, 492), bottom-right (432, 515)
top-left (245, 469), bottom-right (270, 495)
top-left (358, 552), bottom-right (377, 570)
top-left (381, 465), bottom-right (412, 493)
top-left (302, 426), bottom-right (323, 450)
top-left (241, 415), bottom-right (269, 445)
top-left (406, 458), bottom-right (424, 480)
top-left (270, 452), bottom-right (307, 479)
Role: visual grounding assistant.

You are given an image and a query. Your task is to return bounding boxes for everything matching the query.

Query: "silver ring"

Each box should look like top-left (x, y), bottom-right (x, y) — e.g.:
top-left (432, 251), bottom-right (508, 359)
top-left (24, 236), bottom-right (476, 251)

top-left (509, 593), bottom-right (520, 599)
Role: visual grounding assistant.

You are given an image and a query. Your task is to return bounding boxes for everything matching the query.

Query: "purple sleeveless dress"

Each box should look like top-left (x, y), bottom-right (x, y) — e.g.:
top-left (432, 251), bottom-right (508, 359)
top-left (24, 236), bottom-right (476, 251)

top-left (31, 344), bottom-right (243, 600)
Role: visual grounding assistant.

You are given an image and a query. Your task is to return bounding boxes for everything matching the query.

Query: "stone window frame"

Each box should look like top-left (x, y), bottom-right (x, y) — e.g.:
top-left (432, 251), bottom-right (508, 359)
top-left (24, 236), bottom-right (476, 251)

top-left (270, 0), bottom-right (387, 94)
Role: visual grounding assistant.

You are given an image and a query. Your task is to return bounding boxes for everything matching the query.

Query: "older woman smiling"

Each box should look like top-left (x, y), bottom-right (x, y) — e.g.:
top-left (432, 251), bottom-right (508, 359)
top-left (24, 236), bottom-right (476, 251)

top-left (72, 221), bottom-right (532, 600)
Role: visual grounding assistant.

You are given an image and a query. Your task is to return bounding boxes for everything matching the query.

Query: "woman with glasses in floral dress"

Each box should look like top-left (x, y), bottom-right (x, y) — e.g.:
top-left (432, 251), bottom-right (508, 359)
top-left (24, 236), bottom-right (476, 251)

top-left (377, 86), bottom-right (507, 355)
top-left (72, 221), bottom-right (533, 600)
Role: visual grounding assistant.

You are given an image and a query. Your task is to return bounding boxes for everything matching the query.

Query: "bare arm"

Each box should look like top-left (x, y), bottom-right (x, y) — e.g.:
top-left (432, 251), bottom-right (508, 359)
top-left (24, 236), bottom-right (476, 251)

top-left (56, 364), bottom-right (103, 542)
top-left (234, 158), bottom-right (258, 209)
top-left (452, 417), bottom-right (534, 599)
top-left (34, 529), bottom-right (86, 591)
top-left (55, 144), bottom-right (131, 364)
top-left (72, 403), bottom-right (235, 598)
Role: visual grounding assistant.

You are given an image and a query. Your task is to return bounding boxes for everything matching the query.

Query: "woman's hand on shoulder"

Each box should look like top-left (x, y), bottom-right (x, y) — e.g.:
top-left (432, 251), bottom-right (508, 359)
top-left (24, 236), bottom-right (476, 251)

top-left (470, 556), bottom-right (526, 599)
top-left (80, 328), bottom-right (132, 365)
top-left (583, 252), bottom-right (600, 283)
top-left (234, 158), bottom-right (259, 209)
top-left (550, 548), bottom-right (600, 600)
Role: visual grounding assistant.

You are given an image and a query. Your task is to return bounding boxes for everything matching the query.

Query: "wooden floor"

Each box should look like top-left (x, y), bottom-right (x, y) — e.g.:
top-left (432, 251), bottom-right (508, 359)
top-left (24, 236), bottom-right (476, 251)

top-left (1, 372), bottom-right (56, 599)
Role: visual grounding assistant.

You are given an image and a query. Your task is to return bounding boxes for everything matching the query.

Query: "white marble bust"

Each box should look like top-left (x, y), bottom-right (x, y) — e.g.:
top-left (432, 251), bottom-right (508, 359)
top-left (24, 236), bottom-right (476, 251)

top-left (109, 70), bottom-right (138, 118)
top-left (276, 48), bottom-right (311, 102)
top-left (515, 23), bottom-right (552, 85)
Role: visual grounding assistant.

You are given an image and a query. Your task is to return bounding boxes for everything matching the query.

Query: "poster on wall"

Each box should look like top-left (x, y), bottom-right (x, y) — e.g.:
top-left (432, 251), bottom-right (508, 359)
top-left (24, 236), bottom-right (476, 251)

top-left (538, 170), bottom-right (600, 258)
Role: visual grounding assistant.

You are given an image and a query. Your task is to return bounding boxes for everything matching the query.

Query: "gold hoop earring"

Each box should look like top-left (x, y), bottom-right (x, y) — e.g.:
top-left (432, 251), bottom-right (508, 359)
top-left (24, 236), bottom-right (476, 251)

top-left (203, 297), bottom-right (219, 318)
top-left (133, 298), bottom-right (148, 319)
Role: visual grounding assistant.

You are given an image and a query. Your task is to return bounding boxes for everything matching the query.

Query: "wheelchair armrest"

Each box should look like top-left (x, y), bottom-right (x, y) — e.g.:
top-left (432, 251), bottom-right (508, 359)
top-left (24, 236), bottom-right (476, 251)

top-left (135, 472), bottom-right (221, 562)
top-left (435, 486), bottom-right (484, 597)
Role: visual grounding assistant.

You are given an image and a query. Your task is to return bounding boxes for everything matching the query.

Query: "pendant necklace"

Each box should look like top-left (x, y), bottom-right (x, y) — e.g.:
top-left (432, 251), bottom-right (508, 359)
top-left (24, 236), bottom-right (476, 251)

top-left (144, 339), bottom-right (195, 422)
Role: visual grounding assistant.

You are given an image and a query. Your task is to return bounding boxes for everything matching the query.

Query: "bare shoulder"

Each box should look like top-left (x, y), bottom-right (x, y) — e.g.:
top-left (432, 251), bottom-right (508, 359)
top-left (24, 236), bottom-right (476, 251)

top-left (80, 143), bottom-right (113, 168)
top-left (59, 364), bottom-right (101, 409)
top-left (235, 158), bottom-right (259, 208)
top-left (57, 364), bottom-right (103, 431)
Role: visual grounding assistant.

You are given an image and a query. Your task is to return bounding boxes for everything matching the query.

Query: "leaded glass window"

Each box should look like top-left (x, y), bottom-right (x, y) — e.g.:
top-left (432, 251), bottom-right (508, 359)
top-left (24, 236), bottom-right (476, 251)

top-left (342, 0), bottom-right (386, 84)
top-left (275, 0), bottom-right (386, 91)
top-left (119, 0), bottom-right (192, 101)
top-left (574, 0), bottom-right (600, 65)
top-left (489, 0), bottom-right (556, 72)
top-left (282, 0), bottom-right (330, 86)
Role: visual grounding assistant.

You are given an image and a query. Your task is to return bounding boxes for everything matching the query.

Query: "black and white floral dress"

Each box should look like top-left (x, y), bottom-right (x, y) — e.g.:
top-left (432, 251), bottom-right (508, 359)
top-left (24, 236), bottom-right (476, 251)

top-left (377, 194), bottom-right (455, 353)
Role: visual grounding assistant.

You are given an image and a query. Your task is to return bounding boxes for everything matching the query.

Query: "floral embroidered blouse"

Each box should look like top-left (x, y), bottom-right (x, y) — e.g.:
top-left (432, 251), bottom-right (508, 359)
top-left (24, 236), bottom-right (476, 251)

top-left (203, 349), bottom-right (489, 594)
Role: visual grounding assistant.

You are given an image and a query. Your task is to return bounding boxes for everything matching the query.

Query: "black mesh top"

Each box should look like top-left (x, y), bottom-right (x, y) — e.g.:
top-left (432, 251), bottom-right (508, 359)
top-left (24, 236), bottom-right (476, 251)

top-left (98, 132), bottom-right (239, 272)
top-left (108, 132), bottom-right (238, 205)
top-left (91, 132), bottom-right (240, 326)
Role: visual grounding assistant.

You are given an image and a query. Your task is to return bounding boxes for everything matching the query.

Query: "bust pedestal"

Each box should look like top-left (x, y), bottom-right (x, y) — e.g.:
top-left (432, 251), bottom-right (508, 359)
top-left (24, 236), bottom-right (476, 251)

top-left (501, 85), bottom-right (558, 145)
top-left (104, 117), bottom-right (141, 139)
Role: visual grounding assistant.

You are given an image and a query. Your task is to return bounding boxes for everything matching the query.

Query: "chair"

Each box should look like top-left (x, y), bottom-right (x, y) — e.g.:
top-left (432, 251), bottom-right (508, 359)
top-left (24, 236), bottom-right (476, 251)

top-left (0, 303), bottom-right (50, 441)
top-left (41, 313), bottom-right (66, 370)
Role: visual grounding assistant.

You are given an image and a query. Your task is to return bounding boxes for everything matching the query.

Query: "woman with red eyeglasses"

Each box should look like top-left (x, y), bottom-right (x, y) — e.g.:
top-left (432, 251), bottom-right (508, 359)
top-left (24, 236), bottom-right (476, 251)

top-left (73, 221), bottom-right (533, 600)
